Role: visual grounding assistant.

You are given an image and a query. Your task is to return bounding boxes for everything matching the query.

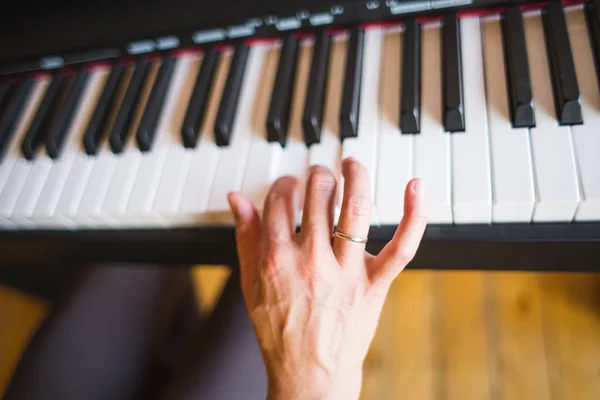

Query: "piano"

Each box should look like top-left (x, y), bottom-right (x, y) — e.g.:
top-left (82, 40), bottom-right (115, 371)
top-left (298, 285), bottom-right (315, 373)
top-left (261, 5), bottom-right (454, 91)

top-left (0, 0), bottom-right (599, 287)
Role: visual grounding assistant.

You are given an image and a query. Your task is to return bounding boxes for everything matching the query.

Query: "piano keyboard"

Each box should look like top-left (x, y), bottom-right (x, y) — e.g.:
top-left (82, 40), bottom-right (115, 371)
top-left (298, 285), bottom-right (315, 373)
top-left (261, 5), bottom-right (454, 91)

top-left (0, 4), bottom-right (598, 229)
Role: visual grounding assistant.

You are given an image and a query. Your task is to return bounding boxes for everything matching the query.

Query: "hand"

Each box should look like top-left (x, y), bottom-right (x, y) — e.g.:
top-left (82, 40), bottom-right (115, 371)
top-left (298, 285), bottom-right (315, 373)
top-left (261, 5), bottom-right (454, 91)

top-left (228, 158), bottom-right (427, 400)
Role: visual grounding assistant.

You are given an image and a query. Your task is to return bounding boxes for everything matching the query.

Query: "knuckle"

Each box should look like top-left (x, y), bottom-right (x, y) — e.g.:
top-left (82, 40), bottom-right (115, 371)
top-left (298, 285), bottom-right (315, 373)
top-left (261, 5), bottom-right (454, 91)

top-left (345, 195), bottom-right (372, 217)
top-left (393, 245), bottom-right (417, 266)
top-left (309, 169), bottom-right (337, 194)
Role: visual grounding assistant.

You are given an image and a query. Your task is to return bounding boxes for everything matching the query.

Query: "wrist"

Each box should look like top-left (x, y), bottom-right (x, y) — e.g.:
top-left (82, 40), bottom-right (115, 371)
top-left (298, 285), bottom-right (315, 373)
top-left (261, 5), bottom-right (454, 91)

top-left (266, 370), bottom-right (363, 400)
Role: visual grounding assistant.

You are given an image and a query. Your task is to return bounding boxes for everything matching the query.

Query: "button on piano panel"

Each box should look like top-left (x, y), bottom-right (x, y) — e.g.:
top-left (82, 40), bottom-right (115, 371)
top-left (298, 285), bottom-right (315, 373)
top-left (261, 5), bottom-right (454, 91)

top-left (267, 35), bottom-right (300, 146)
top-left (400, 18), bottom-right (421, 134)
top-left (482, 15), bottom-right (535, 223)
top-left (181, 48), bottom-right (219, 149)
top-left (412, 21), bottom-right (452, 224)
top-left (451, 16), bottom-right (492, 224)
top-left (376, 25), bottom-right (413, 225)
top-left (340, 27), bottom-right (383, 225)
top-left (567, 6), bottom-right (600, 221)
top-left (340, 26), bottom-right (365, 140)
top-left (502, 5), bottom-right (535, 128)
top-left (241, 43), bottom-right (282, 212)
top-left (0, 77), bottom-right (34, 162)
top-left (214, 43), bottom-right (250, 147)
top-left (83, 62), bottom-right (125, 155)
top-left (178, 51), bottom-right (229, 223)
top-left (0, 80), bottom-right (48, 227)
top-left (152, 55), bottom-right (202, 223)
top-left (207, 45), bottom-right (262, 222)
top-left (543, 1), bottom-right (583, 126)
top-left (54, 70), bottom-right (111, 224)
top-left (274, 38), bottom-right (312, 221)
top-left (525, 11), bottom-right (580, 222)
top-left (31, 69), bottom-right (105, 227)
top-left (303, 31), bottom-right (332, 146)
top-left (441, 14), bottom-right (465, 133)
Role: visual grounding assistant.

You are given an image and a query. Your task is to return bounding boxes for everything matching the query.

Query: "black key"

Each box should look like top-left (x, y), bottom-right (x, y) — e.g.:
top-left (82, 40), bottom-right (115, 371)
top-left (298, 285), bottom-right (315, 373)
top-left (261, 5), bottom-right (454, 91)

top-left (46, 69), bottom-right (91, 159)
top-left (502, 6), bottom-right (535, 128)
top-left (214, 43), bottom-right (250, 147)
top-left (137, 55), bottom-right (177, 152)
top-left (181, 48), bottom-right (220, 148)
top-left (83, 62), bottom-right (126, 155)
top-left (21, 74), bottom-right (68, 160)
top-left (0, 79), bottom-right (14, 113)
top-left (0, 77), bottom-right (33, 162)
top-left (400, 18), bottom-right (421, 134)
top-left (542, 1), bottom-right (582, 125)
top-left (442, 14), bottom-right (465, 132)
top-left (586, 0), bottom-right (600, 91)
top-left (340, 26), bottom-right (365, 140)
top-left (109, 59), bottom-right (150, 153)
top-left (267, 35), bottom-right (300, 146)
top-left (303, 31), bottom-right (331, 146)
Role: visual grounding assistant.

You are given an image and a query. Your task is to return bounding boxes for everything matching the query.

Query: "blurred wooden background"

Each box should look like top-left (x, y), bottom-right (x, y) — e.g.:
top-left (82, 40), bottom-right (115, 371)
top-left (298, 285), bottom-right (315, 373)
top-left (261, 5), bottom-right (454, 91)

top-left (1, 268), bottom-right (599, 399)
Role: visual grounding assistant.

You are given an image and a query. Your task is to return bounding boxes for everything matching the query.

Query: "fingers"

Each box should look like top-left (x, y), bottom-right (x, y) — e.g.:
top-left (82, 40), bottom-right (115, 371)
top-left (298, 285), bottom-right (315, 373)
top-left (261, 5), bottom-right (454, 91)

top-left (262, 176), bottom-right (298, 247)
top-left (369, 178), bottom-right (427, 285)
top-left (333, 158), bottom-right (372, 265)
top-left (228, 192), bottom-right (262, 296)
top-left (300, 165), bottom-right (337, 242)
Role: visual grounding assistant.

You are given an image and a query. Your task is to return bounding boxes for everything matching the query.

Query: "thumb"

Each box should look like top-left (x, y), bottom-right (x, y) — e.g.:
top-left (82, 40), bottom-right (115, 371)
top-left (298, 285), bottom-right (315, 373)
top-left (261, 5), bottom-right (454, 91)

top-left (228, 192), bottom-right (262, 297)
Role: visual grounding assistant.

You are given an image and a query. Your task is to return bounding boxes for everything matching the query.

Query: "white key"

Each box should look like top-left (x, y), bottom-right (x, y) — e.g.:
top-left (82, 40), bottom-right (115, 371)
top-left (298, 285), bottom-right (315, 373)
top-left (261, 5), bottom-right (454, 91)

top-left (451, 17), bottom-right (492, 224)
top-left (32, 70), bottom-right (108, 227)
top-left (101, 63), bottom-right (160, 225)
top-left (206, 46), bottom-right (265, 223)
top-left (481, 16), bottom-right (536, 223)
top-left (124, 58), bottom-right (183, 226)
top-left (413, 22), bottom-right (453, 224)
top-left (275, 39), bottom-right (312, 222)
top-left (566, 6), bottom-right (600, 221)
top-left (376, 25), bottom-right (413, 225)
top-left (53, 69), bottom-right (110, 225)
top-left (240, 43), bottom-right (282, 212)
top-left (178, 52), bottom-right (231, 225)
top-left (76, 67), bottom-right (133, 227)
top-left (525, 11), bottom-right (580, 222)
top-left (340, 28), bottom-right (384, 225)
top-left (152, 55), bottom-right (200, 224)
top-left (0, 79), bottom-right (49, 227)
top-left (308, 34), bottom-right (344, 183)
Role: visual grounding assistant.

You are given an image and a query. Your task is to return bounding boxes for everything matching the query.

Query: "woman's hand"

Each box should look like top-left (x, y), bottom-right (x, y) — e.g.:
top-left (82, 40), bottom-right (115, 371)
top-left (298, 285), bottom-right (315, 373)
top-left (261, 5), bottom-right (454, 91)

top-left (228, 158), bottom-right (427, 400)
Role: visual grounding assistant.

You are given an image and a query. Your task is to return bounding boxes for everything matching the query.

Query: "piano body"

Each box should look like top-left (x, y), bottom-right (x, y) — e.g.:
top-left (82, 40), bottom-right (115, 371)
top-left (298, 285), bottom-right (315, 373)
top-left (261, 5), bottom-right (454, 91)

top-left (0, 0), bottom-right (599, 288)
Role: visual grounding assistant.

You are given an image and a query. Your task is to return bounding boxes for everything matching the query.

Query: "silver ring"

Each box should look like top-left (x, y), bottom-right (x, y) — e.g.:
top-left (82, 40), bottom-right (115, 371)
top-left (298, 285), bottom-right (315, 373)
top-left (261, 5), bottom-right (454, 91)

top-left (333, 229), bottom-right (368, 244)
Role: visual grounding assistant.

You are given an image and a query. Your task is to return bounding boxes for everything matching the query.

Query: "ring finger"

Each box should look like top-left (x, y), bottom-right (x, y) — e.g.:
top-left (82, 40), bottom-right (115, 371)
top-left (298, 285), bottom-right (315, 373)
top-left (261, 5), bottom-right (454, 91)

top-left (333, 158), bottom-right (372, 265)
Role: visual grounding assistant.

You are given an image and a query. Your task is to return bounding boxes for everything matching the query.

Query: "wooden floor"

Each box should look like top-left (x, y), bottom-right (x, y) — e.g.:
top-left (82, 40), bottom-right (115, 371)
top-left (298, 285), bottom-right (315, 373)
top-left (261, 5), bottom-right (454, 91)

top-left (1, 268), bottom-right (599, 399)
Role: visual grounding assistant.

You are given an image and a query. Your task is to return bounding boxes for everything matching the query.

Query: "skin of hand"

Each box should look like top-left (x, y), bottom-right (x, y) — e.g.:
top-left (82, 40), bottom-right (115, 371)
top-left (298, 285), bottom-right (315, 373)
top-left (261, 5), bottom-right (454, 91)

top-left (227, 157), bottom-right (427, 400)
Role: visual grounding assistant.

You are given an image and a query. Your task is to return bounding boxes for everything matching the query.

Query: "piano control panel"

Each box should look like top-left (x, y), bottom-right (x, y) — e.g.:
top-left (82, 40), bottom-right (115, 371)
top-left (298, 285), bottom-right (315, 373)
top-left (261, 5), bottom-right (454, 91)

top-left (0, 0), bottom-right (560, 76)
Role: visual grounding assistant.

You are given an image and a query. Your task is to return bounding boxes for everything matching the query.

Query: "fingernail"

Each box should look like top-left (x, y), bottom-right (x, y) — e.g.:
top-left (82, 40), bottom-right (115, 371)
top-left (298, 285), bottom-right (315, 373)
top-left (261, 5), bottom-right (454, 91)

top-left (343, 156), bottom-right (356, 164)
top-left (413, 179), bottom-right (424, 196)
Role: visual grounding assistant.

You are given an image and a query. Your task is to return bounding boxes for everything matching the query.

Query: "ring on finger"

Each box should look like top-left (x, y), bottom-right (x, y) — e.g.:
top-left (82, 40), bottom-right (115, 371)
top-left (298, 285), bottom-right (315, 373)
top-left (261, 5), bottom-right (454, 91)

top-left (333, 229), bottom-right (368, 244)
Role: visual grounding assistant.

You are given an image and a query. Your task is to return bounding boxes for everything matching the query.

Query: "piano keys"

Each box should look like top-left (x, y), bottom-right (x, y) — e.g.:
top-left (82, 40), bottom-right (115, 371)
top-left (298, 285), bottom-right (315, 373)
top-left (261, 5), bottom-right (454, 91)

top-left (0, 2), bottom-right (598, 230)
